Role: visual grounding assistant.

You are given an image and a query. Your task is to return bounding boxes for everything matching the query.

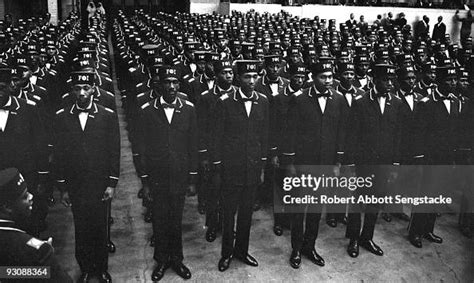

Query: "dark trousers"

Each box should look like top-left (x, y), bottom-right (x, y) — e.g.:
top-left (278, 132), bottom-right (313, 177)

top-left (408, 213), bottom-right (437, 237)
top-left (291, 211), bottom-right (322, 251)
top-left (221, 184), bottom-right (257, 258)
top-left (345, 205), bottom-right (380, 240)
top-left (274, 168), bottom-right (290, 228)
top-left (152, 189), bottom-right (185, 264)
top-left (71, 194), bottom-right (108, 273)
top-left (205, 187), bottom-right (221, 230)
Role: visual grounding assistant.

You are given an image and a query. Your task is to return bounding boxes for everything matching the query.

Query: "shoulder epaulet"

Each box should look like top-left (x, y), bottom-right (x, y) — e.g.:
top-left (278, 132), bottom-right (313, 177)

top-left (137, 92), bottom-right (145, 98)
top-left (185, 100), bottom-right (194, 107)
top-left (56, 109), bottom-right (65, 115)
top-left (104, 107), bottom-right (115, 113)
top-left (27, 100), bottom-right (36, 106)
top-left (26, 237), bottom-right (46, 250)
top-left (355, 95), bottom-right (363, 100)
top-left (141, 102), bottom-right (151, 109)
top-left (421, 97), bottom-right (430, 103)
top-left (220, 94), bottom-right (229, 101)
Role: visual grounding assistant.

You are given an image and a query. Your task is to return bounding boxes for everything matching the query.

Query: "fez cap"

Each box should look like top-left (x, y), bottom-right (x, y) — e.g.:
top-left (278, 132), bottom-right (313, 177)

top-left (0, 168), bottom-right (27, 205)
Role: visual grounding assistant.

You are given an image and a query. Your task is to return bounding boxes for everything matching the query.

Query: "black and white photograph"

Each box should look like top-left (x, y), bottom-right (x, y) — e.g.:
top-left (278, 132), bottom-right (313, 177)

top-left (0, 0), bottom-right (473, 282)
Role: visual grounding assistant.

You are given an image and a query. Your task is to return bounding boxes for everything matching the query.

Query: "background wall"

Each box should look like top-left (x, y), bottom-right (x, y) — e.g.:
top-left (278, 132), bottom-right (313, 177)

top-left (193, 2), bottom-right (467, 44)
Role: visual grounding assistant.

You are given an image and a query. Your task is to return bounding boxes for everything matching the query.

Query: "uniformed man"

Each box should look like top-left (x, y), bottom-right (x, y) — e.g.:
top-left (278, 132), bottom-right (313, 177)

top-left (211, 60), bottom-right (269, 272)
top-left (0, 67), bottom-right (49, 236)
top-left (408, 65), bottom-right (460, 248)
top-left (0, 168), bottom-right (72, 282)
top-left (271, 62), bottom-right (307, 237)
top-left (54, 71), bottom-right (120, 282)
top-left (197, 59), bottom-right (237, 243)
top-left (138, 66), bottom-right (197, 281)
top-left (282, 61), bottom-right (347, 269)
top-left (345, 64), bottom-right (403, 258)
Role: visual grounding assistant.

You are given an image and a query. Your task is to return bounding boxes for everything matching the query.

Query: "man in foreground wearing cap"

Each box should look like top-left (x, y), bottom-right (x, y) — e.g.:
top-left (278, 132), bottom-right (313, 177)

top-left (255, 55), bottom-right (289, 211)
top-left (408, 65), bottom-right (460, 248)
top-left (0, 67), bottom-right (50, 236)
top-left (271, 62), bottom-right (307, 237)
top-left (53, 71), bottom-right (120, 282)
top-left (211, 60), bottom-right (269, 272)
top-left (138, 65), bottom-right (197, 281)
top-left (0, 168), bottom-right (72, 282)
top-left (197, 59), bottom-right (237, 243)
top-left (345, 64), bottom-right (403, 258)
top-left (281, 61), bottom-right (346, 269)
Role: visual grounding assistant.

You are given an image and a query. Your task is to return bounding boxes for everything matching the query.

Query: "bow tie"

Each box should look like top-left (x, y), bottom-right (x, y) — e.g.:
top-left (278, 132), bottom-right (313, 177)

top-left (162, 103), bottom-right (177, 109)
top-left (316, 91), bottom-right (330, 98)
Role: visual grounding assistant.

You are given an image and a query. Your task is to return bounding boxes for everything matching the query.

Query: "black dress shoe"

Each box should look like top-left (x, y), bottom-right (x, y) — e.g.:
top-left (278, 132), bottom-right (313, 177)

top-left (289, 250), bottom-right (301, 269)
top-left (205, 228), bottom-right (217, 242)
top-left (171, 262), bottom-right (191, 279)
top-left (424, 232), bottom-right (443, 243)
top-left (302, 248), bottom-right (325, 266)
top-left (97, 271), bottom-right (112, 283)
top-left (381, 213), bottom-right (392, 222)
top-left (409, 235), bottom-right (422, 248)
top-left (218, 256), bottom-right (232, 272)
top-left (360, 239), bottom-right (384, 256)
top-left (107, 241), bottom-right (116, 253)
top-left (78, 272), bottom-right (91, 283)
top-left (273, 225), bottom-right (283, 236)
top-left (326, 218), bottom-right (337, 228)
top-left (347, 239), bottom-right (359, 258)
top-left (151, 262), bottom-right (169, 281)
top-left (234, 252), bottom-right (258, 267)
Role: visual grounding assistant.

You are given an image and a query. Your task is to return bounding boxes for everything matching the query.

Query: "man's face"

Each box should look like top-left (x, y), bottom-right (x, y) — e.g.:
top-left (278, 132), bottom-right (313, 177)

top-left (161, 78), bottom-right (179, 101)
top-left (340, 70), bottom-right (355, 84)
top-left (9, 189), bottom-right (33, 221)
top-left (313, 71), bottom-right (333, 91)
top-left (72, 83), bottom-right (94, 107)
top-left (356, 63), bottom-right (369, 76)
top-left (216, 68), bottom-right (234, 87)
top-left (266, 63), bottom-right (280, 81)
top-left (374, 76), bottom-right (395, 93)
top-left (441, 77), bottom-right (458, 92)
top-left (196, 60), bottom-right (206, 74)
top-left (204, 62), bottom-right (215, 78)
top-left (425, 71), bottom-right (436, 82)
top-left (239, 72), bottom-right (258, 93)
top-left (400, 72), bottom-right (417, 91)
top-left (290, 74), bottom-right (305, 90)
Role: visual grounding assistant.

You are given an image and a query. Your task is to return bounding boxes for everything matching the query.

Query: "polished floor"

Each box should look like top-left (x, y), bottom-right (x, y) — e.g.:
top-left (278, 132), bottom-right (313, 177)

top-left (39, 39), bottom-right (474, 283)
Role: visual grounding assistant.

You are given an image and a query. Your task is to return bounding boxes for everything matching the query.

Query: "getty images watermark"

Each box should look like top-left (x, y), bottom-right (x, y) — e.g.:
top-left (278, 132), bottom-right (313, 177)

top-left (281, 174), bottom-right (453, 207)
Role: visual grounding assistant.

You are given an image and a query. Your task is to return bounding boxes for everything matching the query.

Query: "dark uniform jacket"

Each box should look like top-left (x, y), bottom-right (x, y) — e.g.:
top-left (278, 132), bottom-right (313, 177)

top-left (210, 88), bottom-right (270, 186)
top-left (53, 103), bottom-right (120, 191)
top-left (347, 89), bottom-right (403, 165)
top-left (137, 97), bottom-right (198, 193)
top-left (413, 90), bottom-right (460, 164)
top-left (282, 86), bottom-right (347, 165)
top-left (0, 96), bottom-right (49, 176)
